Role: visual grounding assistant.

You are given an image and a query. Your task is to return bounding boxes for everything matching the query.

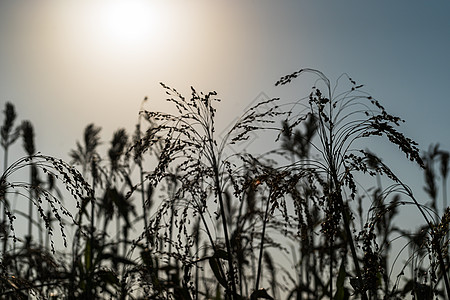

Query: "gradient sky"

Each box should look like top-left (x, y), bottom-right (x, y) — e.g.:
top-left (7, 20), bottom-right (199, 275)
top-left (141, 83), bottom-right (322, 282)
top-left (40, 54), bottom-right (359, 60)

top-left (2, 1), bottom-right (449, 158)
top-left (1, 0), bottom-right (450, 241)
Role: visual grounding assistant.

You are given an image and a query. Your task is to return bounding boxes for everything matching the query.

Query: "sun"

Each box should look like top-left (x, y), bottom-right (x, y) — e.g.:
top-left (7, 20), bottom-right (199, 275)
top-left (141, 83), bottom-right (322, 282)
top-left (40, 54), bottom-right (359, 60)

top-left (97, 0), bottom-right (161, 45)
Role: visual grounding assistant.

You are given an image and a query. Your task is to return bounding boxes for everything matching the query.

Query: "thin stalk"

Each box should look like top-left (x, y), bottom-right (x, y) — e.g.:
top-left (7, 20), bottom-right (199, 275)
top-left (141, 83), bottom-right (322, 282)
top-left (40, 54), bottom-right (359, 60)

top-left (236, 197), bottom-right (246, 297)
top-left (45, 210), bottom-right (50, 250)
top-left (255, 189), bottom-right (272, 291)
top-left (291, 246), bottom-right (300, 299)
top-left (443, 174), bottom-right (449, 281)
top-left (136, 116), bottom-right (151, 246)
top-left (86, 179), bottom-right (96, 299)
top-left (373, 173), bottom-right (390, 296)
top-left (328, 170), bottom-right (333, 300)
top-left (443, 175), bottom-right (448, 215)
top-left (122, 224), bottom-right (129, 290)
top-left (116, 214), bottom-right (120, 260)
top-left (211, 152), bottom-right (237, 299)
top-left (69, 200), bottom-right (84, 297)
top-left (197, 202), bottom-right (228, 284)
top-left (195, 239), bottom-right (199, 300)
top-left (444, 174), bottom-right (448, 212)
top-left (329, 233), bottom-right (333, 299)
top-left (336, 187), bottom-right (367, 300)
top-left (167, 201), bottom-right (175, 280)
top-left (27, 163), bottom-right (33, 239)
top-left (90, 177), bottom-right (95, 275)
top-left (37, 208), bottom-right (43, 245)
top-left (2, 147), bottom-right (9, 254)
top-left (139, 161), bottom-right (150, 245)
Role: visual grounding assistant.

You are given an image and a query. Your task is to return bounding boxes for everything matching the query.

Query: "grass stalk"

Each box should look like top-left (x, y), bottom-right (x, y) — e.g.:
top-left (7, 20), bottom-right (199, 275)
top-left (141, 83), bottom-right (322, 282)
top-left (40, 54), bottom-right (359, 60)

top-left (255, 188), bottom-right (272, 291)
top-left (1, 102), bottom-right (18, 254)
top-left (89, 174), bottom-right (96, 297)
top-left (337, 190), bottom-right (366, 299)
top-left (139, 161), bottom-right (150, 245)
top-left (212, 156), bottom-right (237, 298)
top-left (27, 164), bottom-right (33, 239)
top-left (2, 146), bottom-right (9, 254)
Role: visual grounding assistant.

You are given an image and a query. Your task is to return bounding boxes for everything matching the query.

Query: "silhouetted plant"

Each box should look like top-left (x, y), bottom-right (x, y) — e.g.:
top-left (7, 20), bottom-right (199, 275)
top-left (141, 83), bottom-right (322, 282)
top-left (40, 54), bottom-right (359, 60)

top-left (0, 152), bottom-right (93, 298)
top-left (275, 68), bottom-right (424, 299)
top-left (69, 123), bottom-right (102, 176)
top-left (1, 102), bottom-right (20, 255)
top-left (2, 69), bottom-right (450, 300)
top-left (130, 83), bottom-right (283, 300)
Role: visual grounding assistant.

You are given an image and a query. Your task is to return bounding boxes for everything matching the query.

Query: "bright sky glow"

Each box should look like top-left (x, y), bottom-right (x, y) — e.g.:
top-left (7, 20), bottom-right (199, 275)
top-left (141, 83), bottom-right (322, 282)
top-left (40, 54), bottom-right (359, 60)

top-left (95, 0), bottom-right (164, 47)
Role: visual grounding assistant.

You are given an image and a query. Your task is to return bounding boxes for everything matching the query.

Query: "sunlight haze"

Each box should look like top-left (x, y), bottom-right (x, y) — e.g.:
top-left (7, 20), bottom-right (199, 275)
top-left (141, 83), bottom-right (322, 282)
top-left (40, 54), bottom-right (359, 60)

top-left (1, 1), bottom-right (448, 161)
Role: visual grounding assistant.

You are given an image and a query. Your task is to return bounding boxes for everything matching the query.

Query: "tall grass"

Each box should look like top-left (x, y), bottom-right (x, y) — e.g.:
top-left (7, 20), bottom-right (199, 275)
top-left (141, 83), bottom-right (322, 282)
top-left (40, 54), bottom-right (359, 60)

top-left (0, 69), bottom-right (449, 299)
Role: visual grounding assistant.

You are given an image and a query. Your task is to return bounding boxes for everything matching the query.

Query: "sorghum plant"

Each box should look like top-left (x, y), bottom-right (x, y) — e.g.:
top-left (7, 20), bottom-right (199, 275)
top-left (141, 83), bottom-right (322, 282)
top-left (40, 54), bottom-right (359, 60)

top-left (275, 68), bottom-right (424, 298)
top-left (0, 153), bottom-right (93, 298)
top-left (130, 83), bottom-right (283, 299)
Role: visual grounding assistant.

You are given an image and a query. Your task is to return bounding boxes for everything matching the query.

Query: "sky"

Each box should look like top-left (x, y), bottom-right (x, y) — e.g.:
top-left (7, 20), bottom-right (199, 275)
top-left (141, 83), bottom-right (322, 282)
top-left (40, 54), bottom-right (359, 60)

top-left (2, 1), bottom-right (449, 161)
top-left (1, 0), bottom-right (450, 283)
